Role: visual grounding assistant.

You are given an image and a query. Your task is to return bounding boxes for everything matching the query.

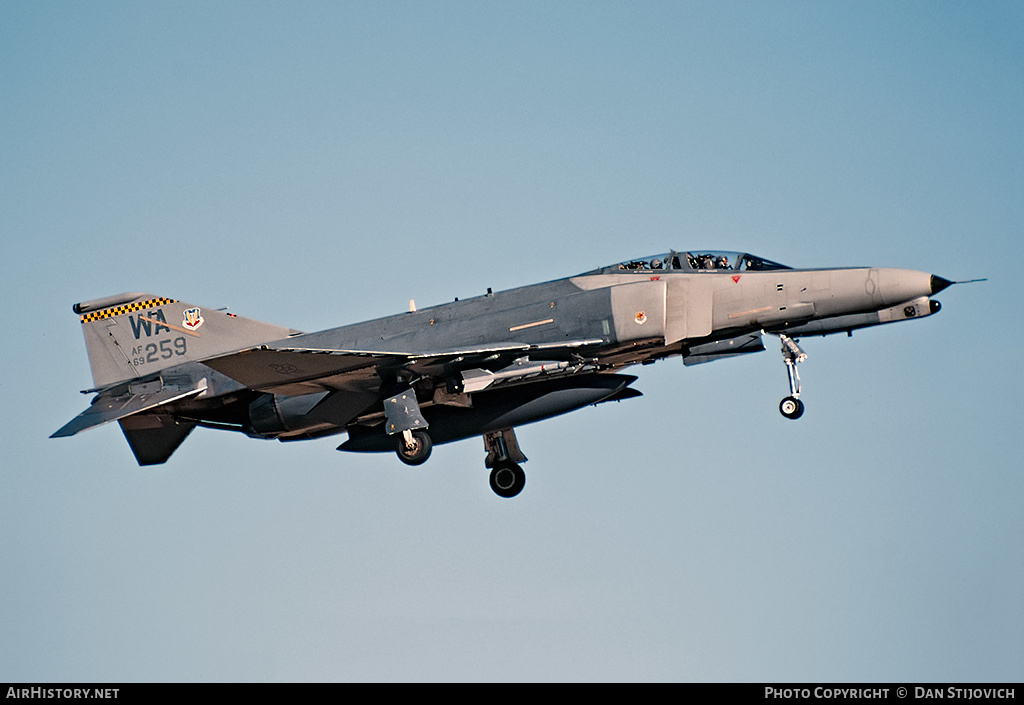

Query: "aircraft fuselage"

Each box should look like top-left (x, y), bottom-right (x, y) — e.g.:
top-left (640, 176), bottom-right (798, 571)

top-left (54, 250), bottom-right (957, 497)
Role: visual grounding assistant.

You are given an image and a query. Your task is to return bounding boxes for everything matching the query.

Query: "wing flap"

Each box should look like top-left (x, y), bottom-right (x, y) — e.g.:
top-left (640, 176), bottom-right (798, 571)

top-left (200, 347), bottom-right (379, 393)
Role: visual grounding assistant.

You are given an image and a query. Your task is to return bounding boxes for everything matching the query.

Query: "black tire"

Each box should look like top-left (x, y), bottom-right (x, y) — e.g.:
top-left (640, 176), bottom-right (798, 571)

top-left (395, 429), bottom-right (432, 466)
top-left (779, 396), bottom-right (805, 420)
top-left (489, 462), bottom-right (526, 498)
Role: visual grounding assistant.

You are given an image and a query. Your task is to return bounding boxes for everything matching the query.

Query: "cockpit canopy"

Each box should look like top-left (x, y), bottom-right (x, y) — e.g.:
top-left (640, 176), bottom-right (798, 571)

top-left (591, 251), bottom-right (791, 274)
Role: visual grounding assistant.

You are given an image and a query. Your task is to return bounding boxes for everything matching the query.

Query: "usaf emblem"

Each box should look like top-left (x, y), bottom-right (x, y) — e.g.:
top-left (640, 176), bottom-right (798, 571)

top-left (182, 307), bottom-right (204, 331)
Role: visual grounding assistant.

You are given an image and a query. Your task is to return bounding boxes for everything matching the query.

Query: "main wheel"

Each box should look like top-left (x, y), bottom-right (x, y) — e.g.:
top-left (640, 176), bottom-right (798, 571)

top-left (779, 396), bottom-right (805, 420)
top-left (489, 462), bottom-right (526, 498)
top-left (395, 429), bottom-right (432, 465)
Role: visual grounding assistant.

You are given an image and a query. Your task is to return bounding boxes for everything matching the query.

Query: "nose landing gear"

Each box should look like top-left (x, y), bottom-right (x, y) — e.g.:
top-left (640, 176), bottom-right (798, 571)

top-left (777, 334), bottom-right (807, 420)
top-left (779, 395), bottom-right (804, 420)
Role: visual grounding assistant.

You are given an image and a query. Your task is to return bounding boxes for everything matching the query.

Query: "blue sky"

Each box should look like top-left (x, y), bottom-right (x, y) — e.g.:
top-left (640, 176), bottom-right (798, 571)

top-left (2, 1), bottom-right (1021, 682)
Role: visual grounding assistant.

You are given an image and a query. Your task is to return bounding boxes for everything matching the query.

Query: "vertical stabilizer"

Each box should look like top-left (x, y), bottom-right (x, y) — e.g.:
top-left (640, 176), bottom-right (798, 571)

top-left (74, 292), bottom-right (300, 389)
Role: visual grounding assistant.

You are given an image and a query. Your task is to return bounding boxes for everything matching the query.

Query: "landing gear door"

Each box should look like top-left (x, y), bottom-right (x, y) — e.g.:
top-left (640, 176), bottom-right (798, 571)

top-left (665, 277), bottom-right (713, 345)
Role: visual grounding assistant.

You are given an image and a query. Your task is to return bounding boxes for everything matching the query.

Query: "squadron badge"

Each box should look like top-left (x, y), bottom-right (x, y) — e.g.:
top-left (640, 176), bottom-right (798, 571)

top-left (182, 307), bottom-right (204, 331)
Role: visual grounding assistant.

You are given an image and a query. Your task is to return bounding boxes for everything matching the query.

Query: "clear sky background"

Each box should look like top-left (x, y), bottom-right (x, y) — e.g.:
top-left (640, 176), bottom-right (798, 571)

top-left (2, 1), bottom-right (1021, 683)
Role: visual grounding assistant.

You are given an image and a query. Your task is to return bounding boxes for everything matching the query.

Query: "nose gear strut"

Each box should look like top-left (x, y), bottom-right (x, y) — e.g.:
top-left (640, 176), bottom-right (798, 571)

top-left (777, 334), bottom-right (807, 420)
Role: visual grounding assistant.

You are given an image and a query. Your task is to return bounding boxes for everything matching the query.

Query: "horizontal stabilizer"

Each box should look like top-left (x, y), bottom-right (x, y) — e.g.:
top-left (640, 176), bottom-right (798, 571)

top-left (51, 385), bottom-right (207, 438)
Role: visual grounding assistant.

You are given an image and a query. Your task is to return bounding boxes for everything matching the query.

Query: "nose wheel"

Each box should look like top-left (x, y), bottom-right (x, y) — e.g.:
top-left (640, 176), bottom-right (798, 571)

top-left (779, 396), bottom-right (805, 419)
top-left (777, 334), bottom-right (807, 420)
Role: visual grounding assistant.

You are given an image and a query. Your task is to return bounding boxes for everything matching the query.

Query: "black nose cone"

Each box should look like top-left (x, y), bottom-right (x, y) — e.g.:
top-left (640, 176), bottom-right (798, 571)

top-left (930, 275), bottom-right (954, 295)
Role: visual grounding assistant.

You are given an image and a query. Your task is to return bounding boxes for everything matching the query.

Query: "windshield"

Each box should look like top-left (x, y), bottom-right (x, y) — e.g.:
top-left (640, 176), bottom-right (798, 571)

top-left (597, 251), bottom-right (791, 273)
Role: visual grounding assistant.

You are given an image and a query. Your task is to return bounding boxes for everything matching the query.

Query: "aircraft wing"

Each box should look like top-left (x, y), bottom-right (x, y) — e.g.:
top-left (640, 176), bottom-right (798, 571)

top-left (51, 384), bottom-right (208, 438)
top-left (200, 339), bottom-right (604, 395)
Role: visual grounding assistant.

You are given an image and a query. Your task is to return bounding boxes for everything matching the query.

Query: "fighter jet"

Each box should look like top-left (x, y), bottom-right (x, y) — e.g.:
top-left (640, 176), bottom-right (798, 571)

top-left (52, 250), bottom-right (965, 497)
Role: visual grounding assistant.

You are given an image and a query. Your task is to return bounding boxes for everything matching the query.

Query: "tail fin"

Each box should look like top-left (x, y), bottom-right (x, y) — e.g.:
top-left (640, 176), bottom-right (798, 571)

top-left (74, 292), bottom-right (300, 390)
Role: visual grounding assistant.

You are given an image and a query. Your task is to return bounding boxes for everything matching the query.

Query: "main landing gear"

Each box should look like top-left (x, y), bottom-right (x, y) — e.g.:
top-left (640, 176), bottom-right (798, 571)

top-left (393, 427), bottom-right (528, 497)
top-left (394, 427), bottom-right (528, 498)
top-left (777, 334), bottom-right (807, 420)
top-left (396, 428), bottom-right (432, 465)
top-left (385, 386), bottom-right (530, 498)
top-left (489, 462), bottom-right (526, 498)
top-left (386, 390), bottom-right (433, 465)
top-left (484, 428), bottom-right (527, 498)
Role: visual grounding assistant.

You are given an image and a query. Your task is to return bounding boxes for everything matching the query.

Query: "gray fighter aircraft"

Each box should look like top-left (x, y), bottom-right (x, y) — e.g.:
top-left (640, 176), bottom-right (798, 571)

top-left (53, 250), bottom-right (964, 497)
